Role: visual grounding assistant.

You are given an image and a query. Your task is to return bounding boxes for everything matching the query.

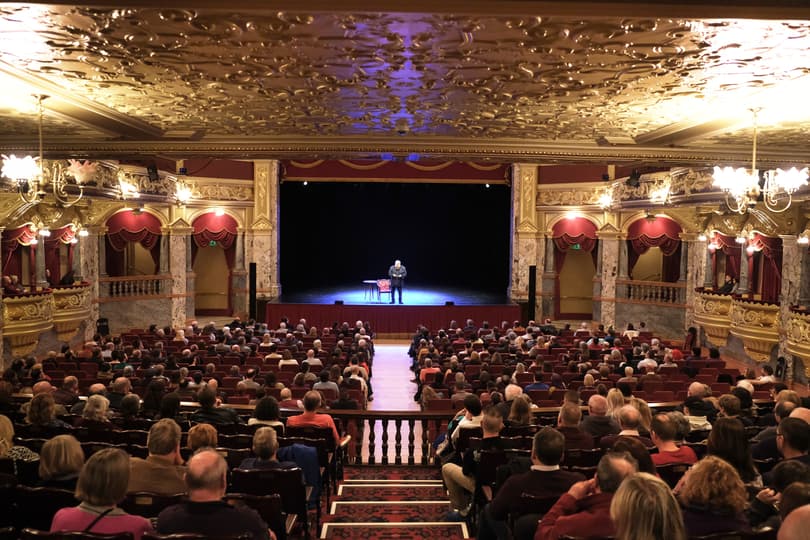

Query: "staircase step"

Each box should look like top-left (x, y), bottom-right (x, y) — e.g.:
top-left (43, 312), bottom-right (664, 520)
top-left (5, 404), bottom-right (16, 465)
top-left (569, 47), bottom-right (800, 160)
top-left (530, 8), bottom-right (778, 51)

top-left (342, 479), bottom-right (443, 485)
top-left (328, 501), bottom-right (449, 522)
top-left (336, 483), bottom-right (447, 501)
top-left (343, 465), bottom-right (441, 482)
top-left (320, 522), bottom-right (469, 539)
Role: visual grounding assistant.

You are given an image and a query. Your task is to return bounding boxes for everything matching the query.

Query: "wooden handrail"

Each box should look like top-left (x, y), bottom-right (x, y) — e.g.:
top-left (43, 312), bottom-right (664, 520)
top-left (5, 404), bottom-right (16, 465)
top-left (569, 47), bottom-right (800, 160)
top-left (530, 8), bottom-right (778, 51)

top-left (616, 279), bottom-right (686, 288)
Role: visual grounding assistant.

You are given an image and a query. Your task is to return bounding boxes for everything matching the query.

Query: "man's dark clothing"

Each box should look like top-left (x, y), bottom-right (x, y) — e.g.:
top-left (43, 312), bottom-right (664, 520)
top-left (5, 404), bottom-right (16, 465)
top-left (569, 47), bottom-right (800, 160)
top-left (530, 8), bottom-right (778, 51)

top-left (52, 388), bottom-right (79, 407)
top-left (763, 454), bottom-right (810, 486)
top-left (525, 382), bottom-right (549, 391)
top-left (157, 500), bottom-right (269, 540)
top-left (462, 436), bottom-right (504, 477)
top-left (489, 468), bottom-right (585, 521)
top-left (557, 426), bottom-right (595, 450)
top-left (388, 264), bottom-right (407, 304)
top-left (599, 433), bottom-right (654, 450)
top-left (190, 406), bottom-right (244, 425)
top-left (580, 415), bottom-right (620, 439)
top-left (106, 391), bottom-right (127, 410)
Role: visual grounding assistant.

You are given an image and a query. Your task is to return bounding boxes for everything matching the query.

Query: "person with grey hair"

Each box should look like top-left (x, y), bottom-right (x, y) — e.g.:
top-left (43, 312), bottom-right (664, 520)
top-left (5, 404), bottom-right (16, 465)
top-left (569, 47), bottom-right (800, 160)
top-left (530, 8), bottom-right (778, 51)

top-left (53, 375), bottom-right (80, 407)
top-left (388, 259), bottom-right (407, 304)
top-left (534, 451), bottom-right (639, 540)
top-left (156, 449), bottom-right (273, 540)
top-left (238, 427), bottom-right (297, 470)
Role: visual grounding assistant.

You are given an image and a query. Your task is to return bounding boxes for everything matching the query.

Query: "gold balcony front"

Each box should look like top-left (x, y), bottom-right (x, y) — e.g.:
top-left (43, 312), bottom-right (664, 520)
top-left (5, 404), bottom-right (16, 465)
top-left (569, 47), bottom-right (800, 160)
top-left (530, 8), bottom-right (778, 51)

top-left (2, 292), bottom-right (54, 356)
top-left (786, 308), bottom-right (810, 378)
top-left (729, 297), bottom-right (780, 362)
top-left (52, 284), bottom-right (92, 342)
top-left (693, 290), bottom-right (733, 346)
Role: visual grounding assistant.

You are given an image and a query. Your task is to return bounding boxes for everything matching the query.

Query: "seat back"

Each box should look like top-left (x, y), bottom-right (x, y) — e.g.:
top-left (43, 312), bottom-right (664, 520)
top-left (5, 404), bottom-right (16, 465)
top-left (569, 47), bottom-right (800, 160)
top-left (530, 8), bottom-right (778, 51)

top-left (229, 468), bottom-right (308, 518)
top-left (143, 535), bottom-right (251, 540)
top-left (15, 486), bottom-right (79, 531)
top-left (21, 530), bottom-right (134, 540)
top-left (223, 494), bottom-right (286, 540)
top-left (656, 462), bottom-right (690, 489)
top-left (121, 492), bottom-right (184, 518)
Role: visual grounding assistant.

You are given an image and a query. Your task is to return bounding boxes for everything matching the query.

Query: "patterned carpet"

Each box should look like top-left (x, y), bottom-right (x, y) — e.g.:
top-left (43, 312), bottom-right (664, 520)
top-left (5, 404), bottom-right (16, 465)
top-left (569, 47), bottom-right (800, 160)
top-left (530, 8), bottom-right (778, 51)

top-left (320, 523), bottom-right (469, 539)
top-left (328, 501), bottom-right (449, 523)
top-left (336, 483), bottom-right (447, 501)
top-left (342, 465), bottom-right (442, 481)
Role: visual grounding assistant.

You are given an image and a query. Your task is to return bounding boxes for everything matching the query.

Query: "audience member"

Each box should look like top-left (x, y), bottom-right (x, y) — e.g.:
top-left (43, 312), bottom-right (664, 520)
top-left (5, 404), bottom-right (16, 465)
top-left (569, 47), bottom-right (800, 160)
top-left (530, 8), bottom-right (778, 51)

top-left (556, 401), bottom-right (594, 450)
top-left (238, 427), bottom-right (298, 470)
top-left (650, 413), bottom-right (697, 466)
top-left (676, 455), bottom-right (749, 536)
top-left (51, 448), bottom-right (154, 539)
top-left (156, 449), bottom-right (273, 540)
top-left (38, 434), bottom-right (84, 490)
top-left (610, 472), bottom-right (687, 540)
top-left (581, 395), bottom-right (620, 439)
top-left (707, 417), bottom-right (762, 486)
top-left (187, 423), bottom-right (218, 453)
top-left (535, 451), bottom-right (638, 540)
top-left (127, 418), bottom-right (186, 494)
top-left (285, 391), bottom-right (340, 445)
top-left (190, 387), bottom-right (243, 425)
top-left (599, 405), bottom-right (654, 449)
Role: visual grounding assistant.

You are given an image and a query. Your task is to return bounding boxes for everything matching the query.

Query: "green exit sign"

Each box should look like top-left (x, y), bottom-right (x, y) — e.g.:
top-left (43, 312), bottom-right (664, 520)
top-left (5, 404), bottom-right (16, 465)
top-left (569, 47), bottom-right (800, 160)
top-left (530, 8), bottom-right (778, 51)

top-left (571, 243), bottom-right (581, 250)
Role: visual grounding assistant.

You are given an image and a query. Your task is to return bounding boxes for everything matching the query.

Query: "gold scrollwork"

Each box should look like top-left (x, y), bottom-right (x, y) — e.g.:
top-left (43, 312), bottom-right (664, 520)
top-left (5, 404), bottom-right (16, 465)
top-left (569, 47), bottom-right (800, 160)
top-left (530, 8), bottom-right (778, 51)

top-left (729, 299), bottom-right (780, 362)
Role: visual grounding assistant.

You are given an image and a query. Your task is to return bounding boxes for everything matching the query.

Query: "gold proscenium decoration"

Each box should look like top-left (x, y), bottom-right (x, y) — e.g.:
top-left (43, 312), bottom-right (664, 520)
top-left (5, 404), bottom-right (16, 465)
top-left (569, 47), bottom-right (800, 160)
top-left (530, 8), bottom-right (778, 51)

top-left (786, 309), bottom-right (810, 379)
top-left (1, 95), bottom-right (96, 207)
top-left (2, 292), bottom-right (54, 356)
top-left (52, 283), bottom-right (92, 342)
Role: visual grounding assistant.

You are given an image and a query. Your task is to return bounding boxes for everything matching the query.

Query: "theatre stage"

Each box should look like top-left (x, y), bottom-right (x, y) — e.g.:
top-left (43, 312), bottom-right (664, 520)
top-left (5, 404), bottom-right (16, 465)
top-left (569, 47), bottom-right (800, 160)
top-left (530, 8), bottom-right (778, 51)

top-left (265, 284), bottom-right (521, 334)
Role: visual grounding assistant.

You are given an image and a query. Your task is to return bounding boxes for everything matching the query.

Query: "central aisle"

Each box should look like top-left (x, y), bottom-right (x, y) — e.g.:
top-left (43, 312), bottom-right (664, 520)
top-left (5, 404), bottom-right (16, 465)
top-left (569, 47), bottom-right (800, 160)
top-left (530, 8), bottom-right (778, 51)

top-left (367, 341), bottom-right (420, 411)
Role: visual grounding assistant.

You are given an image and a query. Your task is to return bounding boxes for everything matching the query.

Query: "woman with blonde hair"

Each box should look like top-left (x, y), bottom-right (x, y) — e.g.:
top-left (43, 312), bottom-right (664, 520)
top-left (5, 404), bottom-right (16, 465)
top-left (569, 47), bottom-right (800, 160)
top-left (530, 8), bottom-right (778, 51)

top-left (676, 455), bottom-right (750, 536)
top-left (629, 397), bottom-right (652, 436)
top-left (50, 448), bottom-right (153, 539)
top-left (606, 388), bottom-right (625, 420)
top-left (0, 414), bottom-right (39, 462)
top-left (39, 434), bottom-right (84, 490)
top-left (77, 394), bottom-right (115, 430)
top-left (611, 472), bottom-right (687, 540)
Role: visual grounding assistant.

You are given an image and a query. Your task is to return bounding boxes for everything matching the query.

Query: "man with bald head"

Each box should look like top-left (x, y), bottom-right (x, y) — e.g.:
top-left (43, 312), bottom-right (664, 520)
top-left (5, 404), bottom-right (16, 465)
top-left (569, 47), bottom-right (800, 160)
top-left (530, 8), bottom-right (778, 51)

top-left (598, 405), bottom-right (653, 449)
top-left (157, 449), bottom-right (273, 540)
top-left (791, 407), bottom-right (810, 424)
top-left (778, 504), bottom-right (810, 540)
top-left (107, 376), bottom-right (132, 410)
top-left (19, 380), bottom-right (68, 416)
top-left (581, 395), bottom-right (620, 440)
top-left (70, 383), bottom-right (108, 415)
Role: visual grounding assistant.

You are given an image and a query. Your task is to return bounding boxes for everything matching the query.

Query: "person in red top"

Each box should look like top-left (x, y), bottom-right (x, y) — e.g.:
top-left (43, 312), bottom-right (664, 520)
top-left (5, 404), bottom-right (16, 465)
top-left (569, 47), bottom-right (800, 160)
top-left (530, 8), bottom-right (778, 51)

top-left (285, 391), bottom-right (340, 445)
top-left (535, 451), bottom-right (638, 540)
top-left (418, 358), bottom-right (441, 384)
top-left (650, 413), bottom-right (698, 467)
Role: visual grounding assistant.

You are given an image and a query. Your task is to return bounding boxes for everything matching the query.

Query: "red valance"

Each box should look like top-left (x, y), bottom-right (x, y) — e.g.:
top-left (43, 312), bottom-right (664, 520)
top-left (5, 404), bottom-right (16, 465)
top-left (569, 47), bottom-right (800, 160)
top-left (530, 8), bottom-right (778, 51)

top-left (2, 224), bottom-right (37, 277)
top-left (191, 212), bottom-right (238, 269)
top-left (44, 226), bottom-right (76, 284)
top-left (711, 232), bottom-right (742, 281)
top-left (627, 217), bottom-right (682, 282)
top-left (282, 159), bottom-right (508, 182)
top-left (106, 211), bottom-right (162, 252)
top-left (749, 233), bottom-right (782, 303)
top-left (552, 217), bottom-right (598, 253)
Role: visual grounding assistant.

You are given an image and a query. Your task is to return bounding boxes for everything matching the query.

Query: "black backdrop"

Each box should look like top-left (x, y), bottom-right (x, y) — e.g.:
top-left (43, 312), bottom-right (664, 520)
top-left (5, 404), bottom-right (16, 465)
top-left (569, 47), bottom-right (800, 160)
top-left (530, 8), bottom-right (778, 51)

top-left (279, 181), bottom-right (511, 294)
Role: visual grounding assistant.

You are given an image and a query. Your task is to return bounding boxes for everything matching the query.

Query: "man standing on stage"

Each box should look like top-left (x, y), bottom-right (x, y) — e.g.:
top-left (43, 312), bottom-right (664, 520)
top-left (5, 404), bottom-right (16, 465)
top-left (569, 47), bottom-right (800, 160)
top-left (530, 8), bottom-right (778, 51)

top-left (388, 259), bottom-right (407, 304)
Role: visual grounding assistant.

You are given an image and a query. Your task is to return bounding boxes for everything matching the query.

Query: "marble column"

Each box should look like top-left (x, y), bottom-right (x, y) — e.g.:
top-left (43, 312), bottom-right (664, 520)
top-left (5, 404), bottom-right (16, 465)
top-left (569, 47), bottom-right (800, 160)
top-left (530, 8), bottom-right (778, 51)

top-left (738, 243), bottom-right (750, 295)
top-left (799, 243), bottom-right (810, 306)
top-left (34, 237), bottom-right (48, 289)
top-left (703, 243), bottom-right (714, 288)
top-left (681, 234), bottom-right (704, 330)
top-left (98, 230), bottom-right (107, 277)
top-left (230, 230), bottom-right (248, 317)
top-left (510, 164), bottom-right (539, 306)
top-left (618, 237), bottom-right (629, 279)
top-left (158, 233), bottom-right (169, 275)
top-left (250, 160), bottom-right (281, 300)
top-left (185, 233), bottom-right (195, 318)
top-left (168, 227), bottom-right (191, 329)
top-left (597, 232), bottom-right (620, 329)
top-left (540, 235), bottom-right (555, 319)
top-left (592, 239), bottom-right (604, 322)
top-left (778, 236), bottom-right (801, 362)
top-left (80, 226), bottom-right (102, 341)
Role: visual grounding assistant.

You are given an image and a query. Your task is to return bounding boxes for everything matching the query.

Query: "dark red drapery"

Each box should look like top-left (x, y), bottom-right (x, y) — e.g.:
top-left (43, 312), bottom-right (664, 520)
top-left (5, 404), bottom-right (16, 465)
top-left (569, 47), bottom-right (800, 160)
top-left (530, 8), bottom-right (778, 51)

top-left (44, 226), bottom-right (75, 284)
top-left (626, 217), bottom-right (682, 282)
top-left (2, 224), bottom-right (37, 279)
top-left (749, 233), bottom-right (782, 303)
top-left (551, 217), bottom-right (599, 273)
top-left (191, 213), bottom-right (238, 269)
top-left (105, 211), bottom-right (162, 276)
top-left (712, 232), bottom-right (742, 281)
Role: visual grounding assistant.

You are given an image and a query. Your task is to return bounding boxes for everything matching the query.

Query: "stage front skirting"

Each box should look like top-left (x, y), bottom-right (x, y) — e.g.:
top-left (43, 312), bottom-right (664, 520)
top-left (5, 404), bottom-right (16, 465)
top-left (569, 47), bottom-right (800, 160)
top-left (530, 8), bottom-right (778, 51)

top-left (264, 303), bottom-right (521, 334)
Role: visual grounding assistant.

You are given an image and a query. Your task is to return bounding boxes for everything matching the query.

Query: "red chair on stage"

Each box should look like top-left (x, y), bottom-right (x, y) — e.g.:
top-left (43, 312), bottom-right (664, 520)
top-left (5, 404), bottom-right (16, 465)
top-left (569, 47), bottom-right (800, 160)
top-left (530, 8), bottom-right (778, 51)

top-left (376, 279), bottom-right (391, 303)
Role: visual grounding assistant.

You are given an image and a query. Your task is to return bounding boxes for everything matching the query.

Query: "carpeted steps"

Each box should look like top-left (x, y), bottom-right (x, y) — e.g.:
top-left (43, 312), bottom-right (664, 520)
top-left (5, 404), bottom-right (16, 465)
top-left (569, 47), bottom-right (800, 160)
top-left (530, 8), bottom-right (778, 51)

top-left (319, 466), bottom-right (470, 539)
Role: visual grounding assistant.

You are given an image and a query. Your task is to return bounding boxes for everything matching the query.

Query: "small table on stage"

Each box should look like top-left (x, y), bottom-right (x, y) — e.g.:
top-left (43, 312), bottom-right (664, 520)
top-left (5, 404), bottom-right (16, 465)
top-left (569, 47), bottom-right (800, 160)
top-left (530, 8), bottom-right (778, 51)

top-left (362, 280), bottom-right (379, 301)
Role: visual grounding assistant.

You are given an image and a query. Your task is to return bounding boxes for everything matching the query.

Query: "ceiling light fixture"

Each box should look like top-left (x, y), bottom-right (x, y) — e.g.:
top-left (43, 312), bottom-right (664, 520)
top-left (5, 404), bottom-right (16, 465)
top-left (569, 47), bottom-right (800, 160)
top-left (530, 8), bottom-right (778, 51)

top-left (713, 109), bottom-right (808, 214)
top-left (1, 95), bottom-right (92, 207)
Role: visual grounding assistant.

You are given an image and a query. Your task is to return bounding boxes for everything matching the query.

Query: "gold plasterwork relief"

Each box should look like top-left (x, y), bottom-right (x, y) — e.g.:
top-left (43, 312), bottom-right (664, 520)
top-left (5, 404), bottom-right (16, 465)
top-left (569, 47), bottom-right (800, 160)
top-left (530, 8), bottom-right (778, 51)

top-left (517, 166), bottom-right (538, 233)
top-left (785, 310), bottom-right (810, 377)
top-left (729, 298), bottom-right (780, 362)
top-left (694, 291), bottom-right (733, 345)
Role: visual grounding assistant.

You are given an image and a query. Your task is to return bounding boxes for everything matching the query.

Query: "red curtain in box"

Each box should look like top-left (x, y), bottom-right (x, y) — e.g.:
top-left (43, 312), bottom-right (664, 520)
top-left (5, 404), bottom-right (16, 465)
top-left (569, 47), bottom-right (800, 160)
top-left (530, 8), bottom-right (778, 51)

top-left (712, 232), bottom-right (742, 281)
top-left (749, 233), bottom-right (782, 303)
top-left (551, 217), bottom-right (599, 273)
top-left (44, 225), bottom-right (75, 284)
top-left (626, 217), bottom-right (682, 282)
top-left (105, 211), bottom-right (162, 276)
top-left (191, 213), bottom-right (238, 269)
top-left (2, 224), bottom-right (37, 280)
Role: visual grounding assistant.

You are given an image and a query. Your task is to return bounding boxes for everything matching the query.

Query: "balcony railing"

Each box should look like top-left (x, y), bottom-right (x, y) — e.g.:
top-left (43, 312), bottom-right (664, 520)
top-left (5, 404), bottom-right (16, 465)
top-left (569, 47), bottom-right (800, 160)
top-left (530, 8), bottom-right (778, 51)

top-left (99, 274), bottom-right (172, 299)
top-left (616, 279), bottom-right (686, 306)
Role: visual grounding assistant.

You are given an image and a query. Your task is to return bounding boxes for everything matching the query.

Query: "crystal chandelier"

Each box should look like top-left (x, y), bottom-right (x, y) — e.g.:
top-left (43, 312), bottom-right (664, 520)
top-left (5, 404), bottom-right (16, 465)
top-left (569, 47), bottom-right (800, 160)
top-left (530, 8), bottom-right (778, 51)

top-left (712, 109), bottom-right (808, 214)
top-left (1, 95), bottom-right (92, 207)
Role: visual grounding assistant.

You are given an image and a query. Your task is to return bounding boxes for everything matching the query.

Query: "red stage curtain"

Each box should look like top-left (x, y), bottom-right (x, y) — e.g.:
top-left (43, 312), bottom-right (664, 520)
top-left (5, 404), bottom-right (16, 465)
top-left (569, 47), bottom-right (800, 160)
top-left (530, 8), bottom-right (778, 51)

top-left (192, 213), bottom-right (238, 269)
top-left (713, 232), bottom-right (741, 280)
top-left (749, 233), bottom-right (782, 303)
top-left (105, 211), bottom-right (162, 276)
top-left (627, 218), bottom-right (682, 282)
top-left (2, 225), bottom-right (37, 278)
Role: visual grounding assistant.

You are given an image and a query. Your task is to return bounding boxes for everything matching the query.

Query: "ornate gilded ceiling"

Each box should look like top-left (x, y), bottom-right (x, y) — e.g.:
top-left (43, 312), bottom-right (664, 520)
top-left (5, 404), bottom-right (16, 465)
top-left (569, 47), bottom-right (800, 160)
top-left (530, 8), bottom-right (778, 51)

top-left (1, 3), bottom-right (810, 164)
